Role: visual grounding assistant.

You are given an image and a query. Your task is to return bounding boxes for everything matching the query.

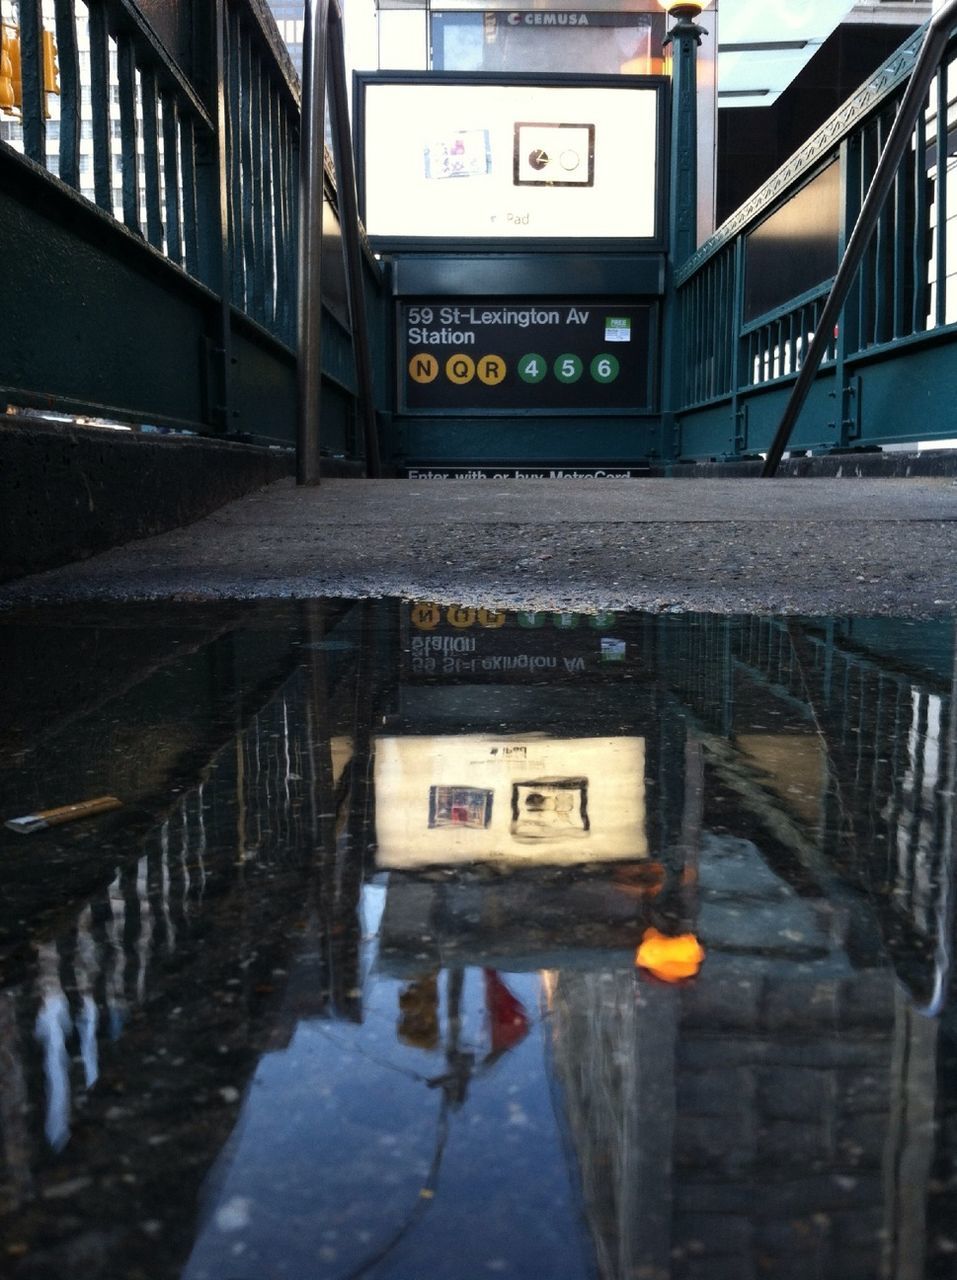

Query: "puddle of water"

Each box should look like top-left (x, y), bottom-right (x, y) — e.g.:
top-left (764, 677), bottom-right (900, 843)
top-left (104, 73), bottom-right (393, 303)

top-left (0, 602), bottom-right (955, 1279)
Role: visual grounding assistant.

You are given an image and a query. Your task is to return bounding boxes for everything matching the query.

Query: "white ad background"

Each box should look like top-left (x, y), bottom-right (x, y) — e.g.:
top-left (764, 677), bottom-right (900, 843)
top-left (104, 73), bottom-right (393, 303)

top-left (361, 80), bottom-right (661, 241)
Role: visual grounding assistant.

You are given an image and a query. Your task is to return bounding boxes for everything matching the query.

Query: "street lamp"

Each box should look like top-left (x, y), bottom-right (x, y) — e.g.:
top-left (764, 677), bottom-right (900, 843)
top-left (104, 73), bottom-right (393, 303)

top-left (658, 0), bottom-right (708, 267)
top-left (658, 0), bottom-right (708, 461)
top-left (657, 0), bottom-right (709, 45)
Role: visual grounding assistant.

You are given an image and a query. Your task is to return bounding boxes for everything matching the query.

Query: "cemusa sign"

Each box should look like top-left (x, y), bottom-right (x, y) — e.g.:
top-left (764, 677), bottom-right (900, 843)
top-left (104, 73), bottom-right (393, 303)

top-left (506, 12), bottom-right (594, 24)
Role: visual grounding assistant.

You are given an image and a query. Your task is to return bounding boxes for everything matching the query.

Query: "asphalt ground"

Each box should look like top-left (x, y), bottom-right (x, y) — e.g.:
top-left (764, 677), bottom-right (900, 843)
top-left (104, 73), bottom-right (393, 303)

top-left (2, 476), bottom-right (956, 615)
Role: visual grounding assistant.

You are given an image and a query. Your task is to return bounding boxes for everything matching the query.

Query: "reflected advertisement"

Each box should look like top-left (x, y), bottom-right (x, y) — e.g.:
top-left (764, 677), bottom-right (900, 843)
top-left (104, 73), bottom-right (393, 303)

top-left (374, 733), bottom-right (647, 868)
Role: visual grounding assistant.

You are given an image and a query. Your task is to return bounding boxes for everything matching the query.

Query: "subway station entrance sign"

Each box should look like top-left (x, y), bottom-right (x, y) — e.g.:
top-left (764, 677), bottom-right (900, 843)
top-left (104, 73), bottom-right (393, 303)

top-left (400, 299), bottom-right (655, 413)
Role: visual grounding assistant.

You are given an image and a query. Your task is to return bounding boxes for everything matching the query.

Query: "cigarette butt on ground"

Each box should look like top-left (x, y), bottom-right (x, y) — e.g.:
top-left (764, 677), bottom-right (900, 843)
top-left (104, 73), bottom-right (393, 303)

top-left (5, 796), bottom-right (123, 835)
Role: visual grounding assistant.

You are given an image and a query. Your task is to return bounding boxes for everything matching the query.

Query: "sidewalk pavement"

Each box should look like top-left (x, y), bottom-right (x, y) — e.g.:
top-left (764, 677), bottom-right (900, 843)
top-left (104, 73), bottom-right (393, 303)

top-left (2, 476), bottom-right (956, 615)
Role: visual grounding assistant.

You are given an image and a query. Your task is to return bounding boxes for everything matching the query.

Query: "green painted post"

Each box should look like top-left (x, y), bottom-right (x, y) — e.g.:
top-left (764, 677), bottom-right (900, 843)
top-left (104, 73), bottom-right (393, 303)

top-left (666, 9), bottom-right (705, 271)
top-left (660, 3), bottom-right (706, 463)
top-left (297, 0), bottom-right (330, 485)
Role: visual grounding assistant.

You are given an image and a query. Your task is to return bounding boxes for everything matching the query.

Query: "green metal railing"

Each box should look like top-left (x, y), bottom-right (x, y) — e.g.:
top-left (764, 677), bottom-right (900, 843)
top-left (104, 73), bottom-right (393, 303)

top-left (671, 11), bottom-right (957, 464)
top-left (0, 0), bottom-right (380, 460)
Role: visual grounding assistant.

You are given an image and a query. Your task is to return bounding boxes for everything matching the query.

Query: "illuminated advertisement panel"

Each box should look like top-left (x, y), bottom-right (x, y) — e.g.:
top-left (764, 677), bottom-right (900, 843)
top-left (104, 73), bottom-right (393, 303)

top-left (374, 734), bottom-right (647, 868)
top-left (355, 73), bottom-right (665, 246)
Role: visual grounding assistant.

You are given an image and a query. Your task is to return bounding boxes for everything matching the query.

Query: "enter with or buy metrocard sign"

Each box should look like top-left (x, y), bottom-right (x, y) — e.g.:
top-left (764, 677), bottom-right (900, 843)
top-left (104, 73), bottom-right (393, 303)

top-left (401, 300), bottom-right (655, 413)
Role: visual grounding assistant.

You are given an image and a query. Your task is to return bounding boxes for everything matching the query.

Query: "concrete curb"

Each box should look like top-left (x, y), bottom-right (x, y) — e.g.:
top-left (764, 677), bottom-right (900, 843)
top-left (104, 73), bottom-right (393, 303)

top-left (0, 420), bottom-right (295, 581)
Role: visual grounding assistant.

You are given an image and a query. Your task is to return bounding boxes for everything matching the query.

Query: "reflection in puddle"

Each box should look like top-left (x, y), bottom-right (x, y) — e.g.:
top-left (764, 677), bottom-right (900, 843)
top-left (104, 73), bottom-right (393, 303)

top-left (0, 603), bottom-right (954, 1278)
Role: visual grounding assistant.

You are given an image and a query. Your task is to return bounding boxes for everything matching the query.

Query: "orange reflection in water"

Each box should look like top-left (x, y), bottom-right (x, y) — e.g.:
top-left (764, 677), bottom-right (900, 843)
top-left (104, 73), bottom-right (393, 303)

top-left (612, 861), bottom-right (666, 899)
top-left (635, 928), bottom-right (705, 982)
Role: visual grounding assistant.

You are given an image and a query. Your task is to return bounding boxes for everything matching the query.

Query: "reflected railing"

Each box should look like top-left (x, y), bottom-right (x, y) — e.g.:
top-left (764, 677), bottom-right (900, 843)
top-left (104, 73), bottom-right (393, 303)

top-left (657, 613), bottom-right (956, 1011)
top-left (17, 669), bottom-right (328, 1163)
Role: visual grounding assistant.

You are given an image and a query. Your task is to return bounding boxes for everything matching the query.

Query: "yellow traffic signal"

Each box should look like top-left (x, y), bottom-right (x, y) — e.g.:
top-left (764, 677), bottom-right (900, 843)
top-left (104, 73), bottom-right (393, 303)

top-left (43, 29), bottom-right (59, 95)
top-left (0, 25), bottom-right (60, 117)
top-left (1, 24), bottom-right (21, 115)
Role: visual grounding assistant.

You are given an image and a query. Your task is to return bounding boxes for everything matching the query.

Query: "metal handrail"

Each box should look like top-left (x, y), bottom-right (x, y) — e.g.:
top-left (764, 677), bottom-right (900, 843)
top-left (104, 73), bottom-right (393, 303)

top-left (297, 0), bottom-right (380, 484)
top-left (761, 0), bottom-right (957, 477)
top-left (327, 10), bottom-right (381, 480)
